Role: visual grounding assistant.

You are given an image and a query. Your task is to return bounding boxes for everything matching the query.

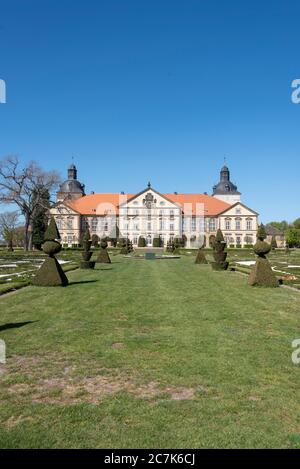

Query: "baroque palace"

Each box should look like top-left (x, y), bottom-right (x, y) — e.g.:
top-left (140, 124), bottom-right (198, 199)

top-left (50, 164), bottom-right (258, 248)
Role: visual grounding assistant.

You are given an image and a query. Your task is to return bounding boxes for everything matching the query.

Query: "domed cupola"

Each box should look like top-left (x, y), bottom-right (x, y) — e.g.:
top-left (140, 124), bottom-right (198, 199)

top-left (57, 163), bottom-right (85, 202)
top-left (212, 164), bottom-right (241, 204)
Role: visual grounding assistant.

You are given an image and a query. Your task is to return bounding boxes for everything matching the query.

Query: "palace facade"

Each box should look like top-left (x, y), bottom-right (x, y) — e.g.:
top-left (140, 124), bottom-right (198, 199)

top-left (50, 164), bottom-right (259, 248)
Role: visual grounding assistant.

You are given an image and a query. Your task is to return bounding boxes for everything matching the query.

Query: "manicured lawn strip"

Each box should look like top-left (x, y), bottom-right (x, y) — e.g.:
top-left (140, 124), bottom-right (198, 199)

top-left (0, 256), bottom-right (300, 448)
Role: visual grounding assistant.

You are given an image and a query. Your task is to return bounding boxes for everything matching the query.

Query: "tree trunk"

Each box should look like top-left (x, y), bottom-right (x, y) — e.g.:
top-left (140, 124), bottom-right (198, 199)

top-left (24, 213), bottom-right (30, 251)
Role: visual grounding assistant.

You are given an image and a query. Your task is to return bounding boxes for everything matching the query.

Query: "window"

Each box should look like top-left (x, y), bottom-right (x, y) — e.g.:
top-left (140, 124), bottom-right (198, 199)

top-left (191, 217), bottom-right (196, 231)
top-left (124, 223), bottom-right (129, 230)
top-left (147, 222), bottom-right (151, 231)
top-left (56, 219), bottom-right (62, 230)
top-left (134, 223), bottom-right (139, 230)
top-left (67, 234), bottom-right (73, 245)
top-left (236, 236), bottom-right (241, 245)
top-left (245, 235), bottom-right (253, 244)
top-left (91, 218), bottom-right (98, 231)
top-left (66, 217), bottom-right (73, 229)
top-left (133, 237), bottom-right (138, 245)
top-left (170, 223), bottom-right (174, 231)
top-left (159, 220), bottom-right (165, 230)
top-left (235, 219), bottom-right (241, 230)
top-left (147, 213), bottom-right (151, 220)
top-left (209, 218), bottom-right (216, 231)
top-left (235, 207), bottom-right (241, 214)
top-left (134, 209), bottom-right (139, 215)
top-left (159, 210), bottom-right (163, 217)
top-left (170, 209), bottom-right (174, 220)
top-left (225, 220), bottom-right (231, 230)
top-left (246, 219), bottom-right (252, 230)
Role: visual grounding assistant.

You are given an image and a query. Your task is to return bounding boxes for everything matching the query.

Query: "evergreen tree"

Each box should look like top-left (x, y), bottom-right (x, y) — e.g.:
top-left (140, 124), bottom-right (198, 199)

top-left (32, 187), bottom-right (50, 250)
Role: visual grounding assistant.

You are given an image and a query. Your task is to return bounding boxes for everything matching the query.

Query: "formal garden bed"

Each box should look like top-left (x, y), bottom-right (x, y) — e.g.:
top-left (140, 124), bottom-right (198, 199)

top-left (0, 253), bottom-right (78, 295)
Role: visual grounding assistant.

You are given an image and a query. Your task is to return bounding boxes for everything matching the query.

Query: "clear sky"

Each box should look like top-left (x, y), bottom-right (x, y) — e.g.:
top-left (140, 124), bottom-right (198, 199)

top-left (0, 0), bottom-right (299, 222)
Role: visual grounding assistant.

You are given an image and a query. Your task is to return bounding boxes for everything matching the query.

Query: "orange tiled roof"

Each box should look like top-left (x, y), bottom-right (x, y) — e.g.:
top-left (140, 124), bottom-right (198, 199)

top-left (165, 193), bottom-right (230, 215)
top-left (64, 192), bottom-right (230, 216)
top-left (65, 193), bottom-right (134, 215)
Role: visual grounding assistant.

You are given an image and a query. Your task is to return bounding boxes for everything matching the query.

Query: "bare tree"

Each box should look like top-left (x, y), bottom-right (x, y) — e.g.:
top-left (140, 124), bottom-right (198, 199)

top-left (0, 155), bottom-right (60, 250)
top-left (0, 210), bottom-right (20, 251)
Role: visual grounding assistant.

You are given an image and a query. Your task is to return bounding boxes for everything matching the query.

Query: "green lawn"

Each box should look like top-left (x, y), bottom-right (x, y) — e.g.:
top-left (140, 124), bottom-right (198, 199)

top-left (1, 255), bottom-right (300, 448)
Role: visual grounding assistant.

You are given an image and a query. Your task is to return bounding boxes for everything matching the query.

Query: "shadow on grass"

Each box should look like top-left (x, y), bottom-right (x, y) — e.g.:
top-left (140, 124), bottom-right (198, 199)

top-left (0, 320), bottom-right (38, 332)
top-left (68, 280), bottom-right (99, 286)
top-left (95, 267), bottom-right (113, 271)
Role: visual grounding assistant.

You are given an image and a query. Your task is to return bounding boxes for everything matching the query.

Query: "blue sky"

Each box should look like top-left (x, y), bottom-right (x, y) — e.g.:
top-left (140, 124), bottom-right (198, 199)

top-left (0, 0), bottom-right (300, 222)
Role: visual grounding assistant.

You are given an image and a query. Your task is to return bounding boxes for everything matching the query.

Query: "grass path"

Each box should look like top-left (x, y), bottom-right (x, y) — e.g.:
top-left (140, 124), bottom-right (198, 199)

top-left (0, 256), bottom-right (300, 448)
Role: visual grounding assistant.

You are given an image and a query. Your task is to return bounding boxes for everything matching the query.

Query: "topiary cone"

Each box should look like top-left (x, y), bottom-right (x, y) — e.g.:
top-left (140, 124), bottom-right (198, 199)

top-left (248, 224), bottom-right (278, 287)
top-left (195, 248), bottom-right (208, 264)
top-left (32, 217), bottom-right (68, 286)
top-left (80, 228), bottom-right (95, 269)
top-left (211, 229), bottom-right (228, 270)
top-left (44, 217), bottom-right (61, 241)
top-left (96, 239), bottom-right (111, 263)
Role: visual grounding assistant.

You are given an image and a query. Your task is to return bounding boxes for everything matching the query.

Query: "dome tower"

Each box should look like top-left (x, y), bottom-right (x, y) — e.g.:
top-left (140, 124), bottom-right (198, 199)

top-left (56, 163), bottom-right (85, 202)
top-left (212, 165), bottom-right (241, 204)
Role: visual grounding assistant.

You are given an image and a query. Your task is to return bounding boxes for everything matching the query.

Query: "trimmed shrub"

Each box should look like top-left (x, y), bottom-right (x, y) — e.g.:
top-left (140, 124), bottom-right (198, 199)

top-left (211, 229), bottom-right (228, 271)
top-left (119, 238), bottom-right (130, 255)
top-left (138, 236), bottom-right (146, 247)
top-left (195, 248), bottom-right (208, 264)
top-left (209, 235), bottom-right (216, 248)
top-left (166, 239), bottom-right (175, 252)
top-left (153, 237), bottom-right (161, 248)
top-left (91, 234), bottom-right (99, 247)
top-left (173, 237), bottom-right (184, 248)
top-left (117, 238), bottom-right (125, 248)
top-left (96, 239), bottom-right (111, 264)
top-left (248, 224), bottom-right (278, 287)
top-left (80, 228), bottom-right (95, 269)
top-left (32, 217), bottom-right (69, 286)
